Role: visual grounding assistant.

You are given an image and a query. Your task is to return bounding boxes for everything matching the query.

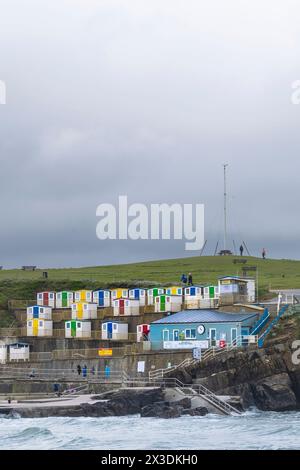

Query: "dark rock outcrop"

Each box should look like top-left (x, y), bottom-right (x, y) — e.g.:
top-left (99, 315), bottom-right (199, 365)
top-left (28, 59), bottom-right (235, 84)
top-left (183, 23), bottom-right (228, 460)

top-left (3, 388), bottom-right (165, 419)
top-left (166, 343), bottom-right (300, 411)
top-left (251, 373), bottom-right (297, 411)
top-left (182, 407), bottom-right (208, 416)
top-left (141, 401), bottom-right (183, 419)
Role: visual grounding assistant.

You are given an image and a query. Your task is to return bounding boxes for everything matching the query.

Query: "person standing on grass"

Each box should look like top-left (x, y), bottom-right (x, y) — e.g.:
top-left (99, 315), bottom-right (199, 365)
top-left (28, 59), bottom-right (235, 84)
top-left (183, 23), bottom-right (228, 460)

top-left (188, 273), bottom-right (193, 286)
top-left (240, 244), bottom-right (244, 256)
top-left (262, 248), bottom-right (266, 259)
top-left (181, 273), bottom-right (187, 285)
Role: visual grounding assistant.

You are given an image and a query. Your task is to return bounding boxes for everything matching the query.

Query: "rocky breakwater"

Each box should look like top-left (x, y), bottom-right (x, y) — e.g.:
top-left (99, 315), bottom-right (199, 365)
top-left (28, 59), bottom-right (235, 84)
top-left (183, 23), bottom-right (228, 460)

top-left (0, 388), bottom-right (208, 419)
top-left (168, 343), bottom-right (300, 412)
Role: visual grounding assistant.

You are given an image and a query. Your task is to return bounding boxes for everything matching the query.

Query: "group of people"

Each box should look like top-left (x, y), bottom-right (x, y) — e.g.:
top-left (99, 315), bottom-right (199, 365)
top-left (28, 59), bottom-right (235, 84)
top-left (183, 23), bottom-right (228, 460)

top-left (76, 364), bottom-right (111, 378)
top-left (77, 364), bottom-right (94, 378)
top-left (181, 272), bottom-right (193, 285)
top-left (239, 244), bottom-right (267, 259)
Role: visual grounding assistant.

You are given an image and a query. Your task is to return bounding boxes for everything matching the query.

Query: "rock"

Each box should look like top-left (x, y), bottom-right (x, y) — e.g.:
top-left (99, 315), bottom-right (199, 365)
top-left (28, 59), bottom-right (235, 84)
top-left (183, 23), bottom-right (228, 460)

top-left (252, 373), bottom-right (297, 411)
top-left (182, 407), bottom-right (208, 416)
top-left (141, 402), bottom-right (182, 419)
top-left (173, 397), bottom-right (191, 409)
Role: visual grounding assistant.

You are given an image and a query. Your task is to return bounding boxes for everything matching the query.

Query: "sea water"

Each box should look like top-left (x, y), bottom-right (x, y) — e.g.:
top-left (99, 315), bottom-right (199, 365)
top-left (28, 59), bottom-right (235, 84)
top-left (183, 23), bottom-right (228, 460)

top-left (0, 410), bottom-right (299, 450)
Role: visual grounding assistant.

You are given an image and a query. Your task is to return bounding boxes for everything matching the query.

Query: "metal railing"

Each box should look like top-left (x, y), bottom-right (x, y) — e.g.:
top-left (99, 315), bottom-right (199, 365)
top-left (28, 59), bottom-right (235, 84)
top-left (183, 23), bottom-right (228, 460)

top-left (0, 365), bottom-right (124, 381)
top-left (123, 376), bottom-right (241, 416)
top-left (149, 335), bottom-right (258, 380)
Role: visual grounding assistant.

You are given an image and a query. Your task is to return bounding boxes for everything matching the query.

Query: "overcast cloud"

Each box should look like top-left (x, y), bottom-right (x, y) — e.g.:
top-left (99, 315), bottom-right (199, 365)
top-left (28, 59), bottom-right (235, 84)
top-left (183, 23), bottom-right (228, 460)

top-left (0, 0), bottom-right (300, 268)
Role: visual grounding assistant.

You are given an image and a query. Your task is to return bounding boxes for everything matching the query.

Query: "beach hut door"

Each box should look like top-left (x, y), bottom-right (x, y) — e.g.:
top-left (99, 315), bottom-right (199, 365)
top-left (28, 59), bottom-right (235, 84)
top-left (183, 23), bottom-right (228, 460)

top-left (99, 291), bottom-right (104, 307)
top-left (44, 292), bottom-right (49, 305)
top-left (209, 287), bottom-right (215, 299)
top-left (160, 295), bottom-right (166, 312)
top-left (71, 321), bottom-right (76, 337)
top-left (62, 292), bottom-right (68, 308)
top-left (190, 287), bottom-right (196, 296)
top-left (33, 319), bottom-right (39, 336)
top-left (33, 306), bottom-right (39, 318)
top-left (107, 323), bottom-right (113, 339)
top-left (134, 289), bottom-right (139, 300)
top-left (119, 299), bottom-right (125, 315)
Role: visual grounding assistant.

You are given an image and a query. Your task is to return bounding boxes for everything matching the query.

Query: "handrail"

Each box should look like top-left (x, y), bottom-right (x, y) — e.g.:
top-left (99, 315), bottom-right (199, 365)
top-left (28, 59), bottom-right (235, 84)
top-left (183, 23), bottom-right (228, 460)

top-left (250, 308), bottom-right (270, 335)
top-left (149, 335), bottom-right (258, 380)
top-left (123, 376), bottom-right (241, 416)
top-left (61, 384), bottom-right (89, 395)
top-left (258, 304), bottom-right (289, 347)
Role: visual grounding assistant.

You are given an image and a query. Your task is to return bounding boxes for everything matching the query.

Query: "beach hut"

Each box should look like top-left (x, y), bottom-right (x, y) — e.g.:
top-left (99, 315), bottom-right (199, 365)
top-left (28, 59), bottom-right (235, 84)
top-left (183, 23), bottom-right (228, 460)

top-left (184, 286), bottom-right (204, 309)
top-left (101, 321), bottom-right (128, 340)
top-left (56, 291), bottom-right (74, 308)
top-left (36, 291), bottom-right (55, 308)
top-left (129, 288), bottom-right (146, 306)
top-left (27, 305), bottom-right (52, 320)
top-left (147, 288), bottom-right (165, 305)
top-left (137, 324), bottom-right (150, 342)
top-left (0, 343), bottom-right (7, 364)
top-left (93, 290), bottom-right (111, 308)
top-left (65, 320), bottom-right (91, 338)
top-left (110, 289), bottom-right (129, 301)
top-left (113, 298), bottom-right (140, 316)
top-left (154, 295), bottom-right (182, 313)
top-left (218, 277), bottom-right (255, 305)
top-left (27, 319), bottom-right (53, 337)
top-left (74, 290), bottom-right (93, 303)
top-left (203, 285), bottom-right (219, 300)
top-left (165, 286), bottom-right (183, 297)
top-left (71, 302), bottom-right (97, 320)
top-left (9, 343), bottom-right (30, 361)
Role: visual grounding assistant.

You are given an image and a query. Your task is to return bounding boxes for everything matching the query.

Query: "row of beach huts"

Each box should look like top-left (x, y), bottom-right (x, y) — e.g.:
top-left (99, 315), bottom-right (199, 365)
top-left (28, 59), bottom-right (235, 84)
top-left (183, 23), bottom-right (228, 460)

top-left (24, 277), bottom-right (255, 339)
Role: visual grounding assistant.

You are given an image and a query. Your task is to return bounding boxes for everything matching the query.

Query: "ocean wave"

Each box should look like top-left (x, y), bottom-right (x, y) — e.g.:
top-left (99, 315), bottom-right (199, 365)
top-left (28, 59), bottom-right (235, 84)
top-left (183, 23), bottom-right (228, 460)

top-left (0, 412), bottom-right (299, 450)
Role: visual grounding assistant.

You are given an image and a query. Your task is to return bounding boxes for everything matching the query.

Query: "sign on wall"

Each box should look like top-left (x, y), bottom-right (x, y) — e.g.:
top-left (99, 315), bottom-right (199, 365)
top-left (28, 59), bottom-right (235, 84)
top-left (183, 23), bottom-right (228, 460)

top-left (163, 340), bottom-right (209, 350)
top-left (98, 348), bottom-right (113, 356)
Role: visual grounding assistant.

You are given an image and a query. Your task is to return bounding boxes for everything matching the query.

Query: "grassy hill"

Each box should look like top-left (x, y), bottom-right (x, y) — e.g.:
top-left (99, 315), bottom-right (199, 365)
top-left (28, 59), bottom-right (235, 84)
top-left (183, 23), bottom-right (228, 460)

top-left (0, 255), bottom-right (299, 326)
top-left (0, 255), bottom-right (299, 291)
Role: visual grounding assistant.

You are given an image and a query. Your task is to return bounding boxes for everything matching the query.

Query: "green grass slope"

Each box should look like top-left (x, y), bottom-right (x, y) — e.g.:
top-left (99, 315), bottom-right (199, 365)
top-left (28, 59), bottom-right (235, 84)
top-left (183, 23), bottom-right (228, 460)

top-left (0, 255), bottom-right (299, 290)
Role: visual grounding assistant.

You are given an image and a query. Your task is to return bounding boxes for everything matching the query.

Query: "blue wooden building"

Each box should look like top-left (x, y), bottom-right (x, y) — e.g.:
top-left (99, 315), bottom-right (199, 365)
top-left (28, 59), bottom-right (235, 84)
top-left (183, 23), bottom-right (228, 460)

top-left (150, 309), bottom-right (259, 350)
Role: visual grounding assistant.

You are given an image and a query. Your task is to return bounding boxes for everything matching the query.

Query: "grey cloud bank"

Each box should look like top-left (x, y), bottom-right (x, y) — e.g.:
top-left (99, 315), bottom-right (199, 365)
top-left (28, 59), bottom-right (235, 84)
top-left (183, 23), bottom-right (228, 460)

top-left (0, 0), bottom-right (300, 268)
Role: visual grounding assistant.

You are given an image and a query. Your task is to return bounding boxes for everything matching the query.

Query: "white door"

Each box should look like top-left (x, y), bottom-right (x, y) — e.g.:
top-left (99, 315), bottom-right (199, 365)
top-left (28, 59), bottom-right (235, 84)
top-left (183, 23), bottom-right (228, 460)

top-left (209, 328), bottom-right (216, 347)
top-left (231, 328), bottom-right (237, 346)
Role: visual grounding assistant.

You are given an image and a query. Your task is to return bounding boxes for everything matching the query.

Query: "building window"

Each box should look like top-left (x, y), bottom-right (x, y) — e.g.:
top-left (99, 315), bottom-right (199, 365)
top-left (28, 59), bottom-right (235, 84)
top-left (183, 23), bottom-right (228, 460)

top-left (185, 329), bottom-right (196, 339)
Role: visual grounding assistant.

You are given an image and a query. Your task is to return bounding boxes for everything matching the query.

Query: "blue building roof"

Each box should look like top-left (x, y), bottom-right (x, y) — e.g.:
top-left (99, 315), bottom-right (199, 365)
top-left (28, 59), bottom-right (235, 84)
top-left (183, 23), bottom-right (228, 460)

top-left (151, 309), bottom-right (257, 324)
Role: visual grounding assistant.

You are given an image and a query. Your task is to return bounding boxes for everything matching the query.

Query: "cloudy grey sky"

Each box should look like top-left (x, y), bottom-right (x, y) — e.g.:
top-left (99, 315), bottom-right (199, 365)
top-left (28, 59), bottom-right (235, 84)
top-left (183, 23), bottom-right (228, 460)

top-left (0, 0), bottom-right (300, 268)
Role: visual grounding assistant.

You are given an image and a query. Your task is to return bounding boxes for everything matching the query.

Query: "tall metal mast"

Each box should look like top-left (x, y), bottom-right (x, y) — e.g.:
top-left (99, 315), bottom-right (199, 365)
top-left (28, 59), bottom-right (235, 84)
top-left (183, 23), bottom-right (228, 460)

top-left (223, 163), bottom-right (228, 251)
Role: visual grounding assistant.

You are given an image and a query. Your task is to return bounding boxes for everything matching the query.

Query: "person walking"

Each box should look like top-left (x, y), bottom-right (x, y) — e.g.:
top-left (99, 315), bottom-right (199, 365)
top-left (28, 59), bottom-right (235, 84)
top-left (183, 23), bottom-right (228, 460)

top-left (239, 244), bottom-right (244, 256)
top-left (90, 365), bottom-right (95, 376)
top-left (188, 273), bottom-right (193, 286)
top-left (82, 364), bottom-right (87, 378)
top-left (77, 364), bottom-right (82, 376)
top-left (262, 248), bottom-right (266, 259)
